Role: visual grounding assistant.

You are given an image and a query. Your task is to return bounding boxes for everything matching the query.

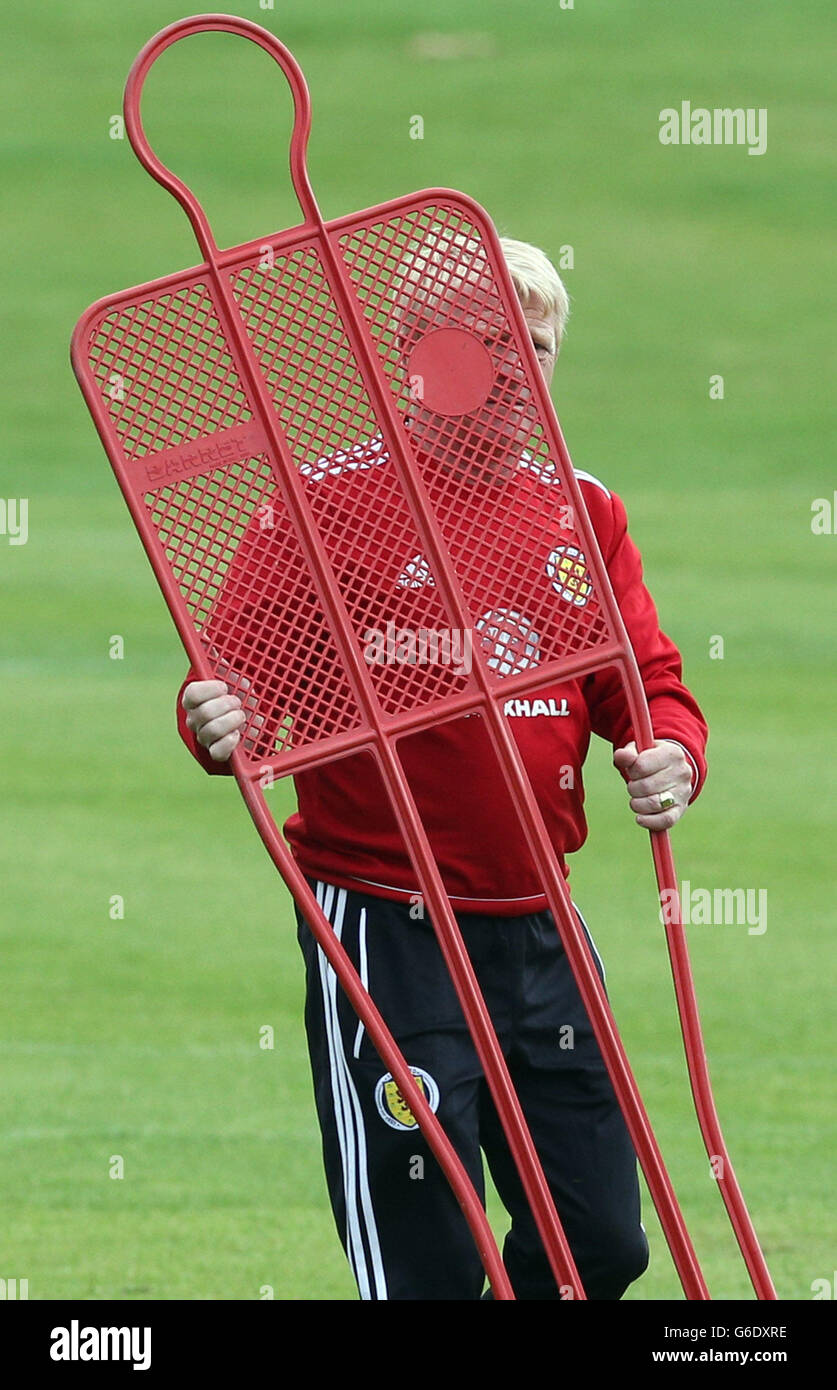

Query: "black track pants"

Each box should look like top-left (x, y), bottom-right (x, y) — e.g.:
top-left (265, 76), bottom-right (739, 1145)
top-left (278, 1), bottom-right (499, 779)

top-left (295, 877), bottom-right (649, 1301)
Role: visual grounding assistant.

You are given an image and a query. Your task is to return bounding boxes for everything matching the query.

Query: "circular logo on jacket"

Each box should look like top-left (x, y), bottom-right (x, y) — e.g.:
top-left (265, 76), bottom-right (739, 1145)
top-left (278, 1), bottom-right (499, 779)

top-left (374, 1066), bottom-right (440, 1131)
top-left (474, 608), bottom-right (541, 676)
top-left (545, 544), bottom-right (592, 607)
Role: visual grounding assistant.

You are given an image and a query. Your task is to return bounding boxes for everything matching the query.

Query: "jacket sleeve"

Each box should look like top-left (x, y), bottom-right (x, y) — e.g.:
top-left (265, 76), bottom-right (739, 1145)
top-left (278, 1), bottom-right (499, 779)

top-left (176, 670), bottom-right (231, 775)
top-left (582, 489), bottom-right (708, 801)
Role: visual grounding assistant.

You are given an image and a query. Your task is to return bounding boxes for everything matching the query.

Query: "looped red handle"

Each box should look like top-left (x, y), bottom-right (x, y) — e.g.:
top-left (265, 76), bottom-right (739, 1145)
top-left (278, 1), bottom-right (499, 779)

top-left (123, 13), bottom-right (321, 258)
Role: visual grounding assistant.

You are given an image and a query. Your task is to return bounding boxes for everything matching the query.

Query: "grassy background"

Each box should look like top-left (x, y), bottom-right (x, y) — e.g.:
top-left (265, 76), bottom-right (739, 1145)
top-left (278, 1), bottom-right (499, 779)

top-left (1, 0), bottom-right (834, 1300)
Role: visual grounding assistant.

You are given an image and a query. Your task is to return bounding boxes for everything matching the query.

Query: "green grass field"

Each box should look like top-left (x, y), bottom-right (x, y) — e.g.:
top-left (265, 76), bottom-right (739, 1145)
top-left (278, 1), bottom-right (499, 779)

top-left (2, 0), bottom-right (834, 1301)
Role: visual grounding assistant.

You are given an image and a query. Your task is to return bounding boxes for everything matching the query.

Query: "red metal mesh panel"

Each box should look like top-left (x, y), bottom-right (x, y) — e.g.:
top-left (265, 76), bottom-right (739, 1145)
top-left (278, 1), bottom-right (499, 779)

top-left (230, 245), bottom-right (474, 718)
top-left (88, 281), bottom-right (251, 459)
top-left (79, 203), bottom-right (627, 781)
top-left (83, 277), bottom-right (368, 768)
top-left (80, 204), bottom-right (620, 771)
top-left (232, 244), bottom-right (377, 471)
top-left (144, 453), bottom-right (363, 762)
top-left (145, 455), bottom-right (273, 631)
top-left (337, 203), bottom-right (616, 674)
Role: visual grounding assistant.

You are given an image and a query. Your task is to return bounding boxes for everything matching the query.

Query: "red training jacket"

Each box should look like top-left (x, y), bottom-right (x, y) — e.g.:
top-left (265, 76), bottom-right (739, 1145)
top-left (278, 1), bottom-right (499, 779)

top-left (176, 440), bottom-right (708, 914)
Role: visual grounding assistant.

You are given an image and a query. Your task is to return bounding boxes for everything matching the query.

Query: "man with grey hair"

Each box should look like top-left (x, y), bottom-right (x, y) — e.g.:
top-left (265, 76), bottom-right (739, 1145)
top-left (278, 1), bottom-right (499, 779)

top-left (178, 234), bottom-right (707, 1300)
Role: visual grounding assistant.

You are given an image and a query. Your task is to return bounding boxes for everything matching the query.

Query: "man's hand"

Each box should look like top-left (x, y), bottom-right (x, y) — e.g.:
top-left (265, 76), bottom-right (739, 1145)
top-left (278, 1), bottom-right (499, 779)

top-left (181, 680), bottom-right (247, 762)
top-left (612, 739), bottom-right (693, 831)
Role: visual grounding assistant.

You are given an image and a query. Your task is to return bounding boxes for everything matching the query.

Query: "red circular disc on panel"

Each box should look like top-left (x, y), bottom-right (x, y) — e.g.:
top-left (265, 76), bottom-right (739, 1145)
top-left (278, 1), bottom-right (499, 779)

top-left (406, 328), bottom-right (495, 416)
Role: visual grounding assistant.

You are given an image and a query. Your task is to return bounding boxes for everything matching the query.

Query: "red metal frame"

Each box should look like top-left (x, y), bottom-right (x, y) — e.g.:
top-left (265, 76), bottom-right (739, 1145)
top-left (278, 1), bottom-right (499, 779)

top-left (70, 14), bottom-right (775, 1300)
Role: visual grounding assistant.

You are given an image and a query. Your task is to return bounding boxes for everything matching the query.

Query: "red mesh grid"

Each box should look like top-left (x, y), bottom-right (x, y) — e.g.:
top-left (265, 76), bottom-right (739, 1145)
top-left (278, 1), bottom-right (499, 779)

top-left (228, 243), bottom-right (475, 720)
top-left (82, 205), bottom-right (617, 761)
top-left (144, 453), bottom-right (363, 761)
top-left (336, 202), bottom-right (617, 678)
top-left (88, 280), bottom-right (251, 459)
top-left (77, 148), bottom-right (632, 778)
